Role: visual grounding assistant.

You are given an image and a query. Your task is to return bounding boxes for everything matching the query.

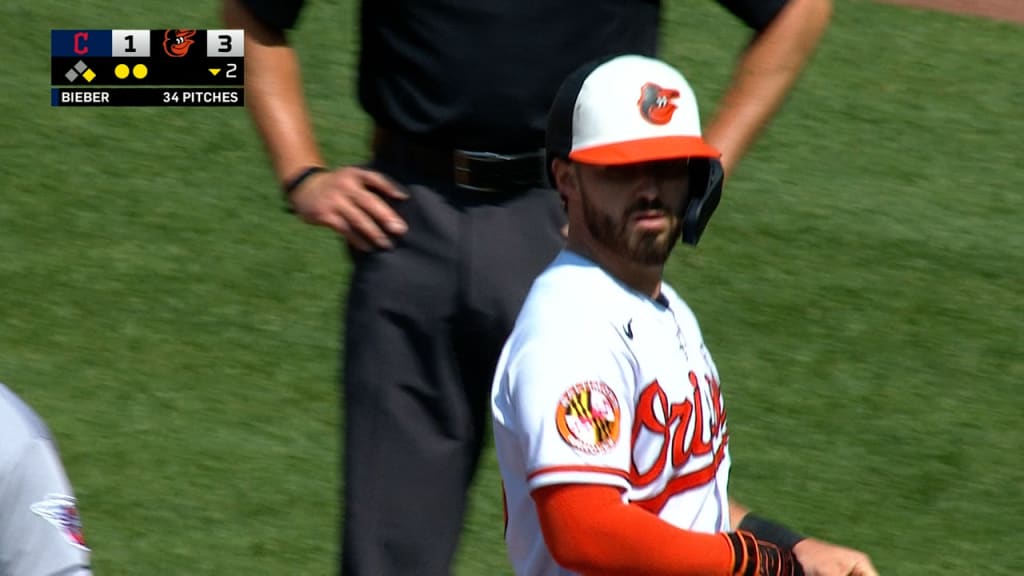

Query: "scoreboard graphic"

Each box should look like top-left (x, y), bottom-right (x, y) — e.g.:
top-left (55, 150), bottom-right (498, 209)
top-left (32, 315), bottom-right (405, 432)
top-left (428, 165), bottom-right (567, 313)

top-left (51, 29), bottom-right (244, 107)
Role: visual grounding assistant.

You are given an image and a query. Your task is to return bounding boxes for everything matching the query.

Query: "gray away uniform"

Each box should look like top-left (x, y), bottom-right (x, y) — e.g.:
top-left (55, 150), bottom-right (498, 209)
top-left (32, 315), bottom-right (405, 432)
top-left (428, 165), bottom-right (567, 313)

top-left (0, 383), bottom-right (92, 576)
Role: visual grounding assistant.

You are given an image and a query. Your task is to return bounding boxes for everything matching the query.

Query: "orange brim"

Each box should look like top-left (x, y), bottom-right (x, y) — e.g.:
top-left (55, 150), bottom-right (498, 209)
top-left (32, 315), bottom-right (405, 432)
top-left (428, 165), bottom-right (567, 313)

top-left (569, 136), bottom-right (720, 165)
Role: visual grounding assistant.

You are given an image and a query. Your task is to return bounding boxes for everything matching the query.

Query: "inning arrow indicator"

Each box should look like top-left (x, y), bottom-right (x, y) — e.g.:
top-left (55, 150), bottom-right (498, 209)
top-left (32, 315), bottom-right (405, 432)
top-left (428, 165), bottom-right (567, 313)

top-left (209, 68), bottom-right (221, 77)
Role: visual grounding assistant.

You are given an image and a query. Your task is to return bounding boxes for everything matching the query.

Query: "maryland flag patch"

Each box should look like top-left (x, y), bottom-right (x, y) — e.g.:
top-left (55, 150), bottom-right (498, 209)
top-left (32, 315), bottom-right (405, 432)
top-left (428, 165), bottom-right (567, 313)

top-left (555, 381), bottom-right (621, 454)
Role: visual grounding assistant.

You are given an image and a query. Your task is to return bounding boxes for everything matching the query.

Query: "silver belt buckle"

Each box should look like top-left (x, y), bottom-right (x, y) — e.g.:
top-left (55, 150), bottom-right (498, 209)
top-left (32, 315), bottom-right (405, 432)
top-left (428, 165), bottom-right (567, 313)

top-left (454, 150), bottom-right (510, 192)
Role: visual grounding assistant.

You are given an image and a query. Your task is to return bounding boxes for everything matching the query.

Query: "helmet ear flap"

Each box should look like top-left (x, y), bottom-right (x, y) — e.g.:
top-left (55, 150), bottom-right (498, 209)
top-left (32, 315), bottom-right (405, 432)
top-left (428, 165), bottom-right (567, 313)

top-left (681, 158), bottom-right (724, 246)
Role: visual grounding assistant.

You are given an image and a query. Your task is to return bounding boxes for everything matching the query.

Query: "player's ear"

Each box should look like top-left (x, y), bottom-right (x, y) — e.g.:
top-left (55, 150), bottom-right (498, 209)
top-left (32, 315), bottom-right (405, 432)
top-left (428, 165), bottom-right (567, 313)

top-left (551, 158), bottom-right (579, 199)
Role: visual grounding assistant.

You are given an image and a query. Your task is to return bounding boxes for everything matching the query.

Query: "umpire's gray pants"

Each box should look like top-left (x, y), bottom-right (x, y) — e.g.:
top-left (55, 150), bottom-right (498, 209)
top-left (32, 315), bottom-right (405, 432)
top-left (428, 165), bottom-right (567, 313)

top-left (339, 145), bottom-right (565, 575)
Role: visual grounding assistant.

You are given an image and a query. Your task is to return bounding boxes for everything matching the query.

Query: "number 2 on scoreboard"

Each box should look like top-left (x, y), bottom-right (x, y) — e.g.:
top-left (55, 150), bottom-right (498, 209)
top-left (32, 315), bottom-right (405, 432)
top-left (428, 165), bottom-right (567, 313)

top-left (226, 62), bottom-right (237, 79)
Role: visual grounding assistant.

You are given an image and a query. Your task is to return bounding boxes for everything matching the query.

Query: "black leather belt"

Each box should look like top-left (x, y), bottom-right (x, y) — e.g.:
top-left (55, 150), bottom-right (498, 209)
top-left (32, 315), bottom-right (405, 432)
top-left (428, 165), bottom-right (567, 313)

top-left (372, 127), bottom-right (549, 192)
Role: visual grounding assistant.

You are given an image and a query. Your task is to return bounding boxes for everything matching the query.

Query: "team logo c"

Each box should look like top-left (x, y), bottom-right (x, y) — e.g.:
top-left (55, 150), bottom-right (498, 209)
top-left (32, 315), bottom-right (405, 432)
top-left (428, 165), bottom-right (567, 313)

top-left (73, 31), bottom-right (89, 55)
top-left (163, 29), bottom-right (196, 57)
top-left (637, 83), bottom-right (680, 125)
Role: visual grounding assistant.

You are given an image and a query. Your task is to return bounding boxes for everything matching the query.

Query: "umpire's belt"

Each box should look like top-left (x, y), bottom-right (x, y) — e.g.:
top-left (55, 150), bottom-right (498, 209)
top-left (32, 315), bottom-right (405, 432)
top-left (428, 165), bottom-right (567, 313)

top-left (373, 127), bottom-right (548, 193)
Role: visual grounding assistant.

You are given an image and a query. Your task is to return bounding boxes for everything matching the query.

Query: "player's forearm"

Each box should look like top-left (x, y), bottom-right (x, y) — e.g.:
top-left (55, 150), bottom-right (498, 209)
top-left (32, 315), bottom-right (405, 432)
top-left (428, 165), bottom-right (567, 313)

top-left (534, 484), bottom-right (735, 575)
top-left (704, 0), bottom-right (832, 177)
top-left (223, 0), bottom-right (324, 184)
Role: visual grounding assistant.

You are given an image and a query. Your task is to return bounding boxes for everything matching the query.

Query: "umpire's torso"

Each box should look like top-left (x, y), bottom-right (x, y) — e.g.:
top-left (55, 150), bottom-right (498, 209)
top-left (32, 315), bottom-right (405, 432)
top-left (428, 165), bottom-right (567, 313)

top-left (359, 0), bottom-right (660, 151)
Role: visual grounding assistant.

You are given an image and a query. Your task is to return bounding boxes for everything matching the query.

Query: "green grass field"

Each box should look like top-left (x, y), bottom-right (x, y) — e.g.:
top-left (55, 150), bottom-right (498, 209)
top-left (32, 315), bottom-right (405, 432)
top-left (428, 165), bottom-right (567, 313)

top-left (2, 0), bottom-right (1021, 574)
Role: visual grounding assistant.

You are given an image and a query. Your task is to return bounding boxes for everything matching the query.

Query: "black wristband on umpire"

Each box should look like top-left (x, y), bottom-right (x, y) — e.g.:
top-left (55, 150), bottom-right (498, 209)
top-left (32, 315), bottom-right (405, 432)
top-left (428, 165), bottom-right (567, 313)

top-left (281, 166), bottom-right (327, 213)
top-left (738, 513), bottom-right (806, 551)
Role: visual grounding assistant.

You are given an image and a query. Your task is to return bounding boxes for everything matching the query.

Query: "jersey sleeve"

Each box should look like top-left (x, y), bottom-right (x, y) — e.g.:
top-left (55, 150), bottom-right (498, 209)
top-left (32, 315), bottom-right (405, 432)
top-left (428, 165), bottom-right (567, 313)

top-left (237, 0), bottom-right (307, 30)
top-left (0, 438), bottom-right (92, 576)
top-left (714, 0), bottom-right (791, 31)
top-left (504, 327), bottom-right (636, 492)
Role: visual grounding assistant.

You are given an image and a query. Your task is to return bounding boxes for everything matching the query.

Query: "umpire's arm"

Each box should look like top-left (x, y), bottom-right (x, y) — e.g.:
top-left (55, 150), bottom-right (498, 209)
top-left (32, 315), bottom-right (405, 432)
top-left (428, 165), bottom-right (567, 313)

top-left (222, 0), bottom-right (326, 188)
top-left (704, 0), bottom-right (833, 177)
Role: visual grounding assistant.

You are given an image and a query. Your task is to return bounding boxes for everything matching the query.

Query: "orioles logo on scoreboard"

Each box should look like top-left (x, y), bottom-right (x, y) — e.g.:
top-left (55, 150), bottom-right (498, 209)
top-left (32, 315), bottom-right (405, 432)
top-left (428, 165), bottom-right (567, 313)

top-left (555, 381), bottom-right (621, 454)
top-left (163, 29), bottom-right (196, 57)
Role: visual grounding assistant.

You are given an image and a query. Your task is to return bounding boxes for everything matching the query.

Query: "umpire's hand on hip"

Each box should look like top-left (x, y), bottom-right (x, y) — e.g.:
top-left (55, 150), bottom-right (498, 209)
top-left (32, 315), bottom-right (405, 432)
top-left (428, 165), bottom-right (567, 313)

top-left (792, 538), bottom-right (879, 576)
top-left (290, 166), bottom-right (409, 251)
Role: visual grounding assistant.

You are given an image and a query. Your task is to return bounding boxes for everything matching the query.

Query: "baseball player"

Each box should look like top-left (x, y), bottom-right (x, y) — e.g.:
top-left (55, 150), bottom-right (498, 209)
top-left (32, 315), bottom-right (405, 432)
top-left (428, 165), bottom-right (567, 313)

top-left (225, 0), bottom-right (834, 572)
top-left (0, 382), bottom-right (92, 576)
top-left (491, 55), bottom-right (877, 576)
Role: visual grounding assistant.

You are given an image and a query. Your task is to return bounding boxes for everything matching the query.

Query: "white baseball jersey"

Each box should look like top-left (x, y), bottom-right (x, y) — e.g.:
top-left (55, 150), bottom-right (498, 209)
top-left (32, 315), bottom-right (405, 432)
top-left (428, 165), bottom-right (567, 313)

top-left (0, 383), bottom-right (92, 576)
top-left (492, 250), bottom-right (732, 576)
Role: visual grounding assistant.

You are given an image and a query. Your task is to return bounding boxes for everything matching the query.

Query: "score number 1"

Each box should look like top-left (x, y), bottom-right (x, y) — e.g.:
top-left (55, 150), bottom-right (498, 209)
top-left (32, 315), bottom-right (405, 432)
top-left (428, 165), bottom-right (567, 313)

top-left (112, 29), bottom-right (152, 57)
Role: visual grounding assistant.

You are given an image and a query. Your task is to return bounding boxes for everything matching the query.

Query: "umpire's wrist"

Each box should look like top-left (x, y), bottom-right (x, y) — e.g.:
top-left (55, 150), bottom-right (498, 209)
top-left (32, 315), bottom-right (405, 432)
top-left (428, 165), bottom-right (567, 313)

top-left (281, 166), bottom-right (327, 213)
top-left (738, 513), bottom-right (806, 550)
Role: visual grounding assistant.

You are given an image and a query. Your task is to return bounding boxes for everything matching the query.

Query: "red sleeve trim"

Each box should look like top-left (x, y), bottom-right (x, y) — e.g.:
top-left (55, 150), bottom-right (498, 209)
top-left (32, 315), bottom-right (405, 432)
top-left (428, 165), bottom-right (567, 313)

top-left (527, 464), bottom-right (630, 482)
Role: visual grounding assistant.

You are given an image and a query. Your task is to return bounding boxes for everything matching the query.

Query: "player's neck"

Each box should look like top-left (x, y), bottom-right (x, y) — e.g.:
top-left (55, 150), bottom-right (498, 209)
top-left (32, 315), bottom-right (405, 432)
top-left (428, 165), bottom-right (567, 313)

top-left (567, 238), bottom-right (664, 300)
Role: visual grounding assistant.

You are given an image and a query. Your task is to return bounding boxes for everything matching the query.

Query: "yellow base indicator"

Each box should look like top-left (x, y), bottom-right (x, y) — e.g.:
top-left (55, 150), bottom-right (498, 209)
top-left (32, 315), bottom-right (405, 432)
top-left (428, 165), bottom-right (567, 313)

top-left (82, 69), bottom-right (96, 82)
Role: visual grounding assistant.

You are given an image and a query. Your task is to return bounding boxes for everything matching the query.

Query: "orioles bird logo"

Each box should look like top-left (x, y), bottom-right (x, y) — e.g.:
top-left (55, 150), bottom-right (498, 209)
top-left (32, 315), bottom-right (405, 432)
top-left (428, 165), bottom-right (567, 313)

top-left (163, 29), bottom-right (196, 57)
top-left (637, 83), bottom-right (680, 125)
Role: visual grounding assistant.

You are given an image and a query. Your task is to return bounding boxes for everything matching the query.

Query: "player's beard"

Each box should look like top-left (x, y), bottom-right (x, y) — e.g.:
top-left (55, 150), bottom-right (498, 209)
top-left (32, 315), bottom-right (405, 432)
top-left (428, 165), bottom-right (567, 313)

top-left (580, 191), bottom-right (681, 266)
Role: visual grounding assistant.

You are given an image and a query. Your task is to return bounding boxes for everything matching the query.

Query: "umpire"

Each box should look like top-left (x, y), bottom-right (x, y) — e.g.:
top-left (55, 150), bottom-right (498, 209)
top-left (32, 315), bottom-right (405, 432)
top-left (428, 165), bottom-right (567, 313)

top-left (223, 0), bottom-right (832, 574)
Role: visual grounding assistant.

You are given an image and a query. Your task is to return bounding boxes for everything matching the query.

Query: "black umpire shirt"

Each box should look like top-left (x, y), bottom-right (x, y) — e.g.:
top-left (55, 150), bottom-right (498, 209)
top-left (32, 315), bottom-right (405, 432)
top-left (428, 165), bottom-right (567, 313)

top-left (242, 0), bottom-right (789, 152)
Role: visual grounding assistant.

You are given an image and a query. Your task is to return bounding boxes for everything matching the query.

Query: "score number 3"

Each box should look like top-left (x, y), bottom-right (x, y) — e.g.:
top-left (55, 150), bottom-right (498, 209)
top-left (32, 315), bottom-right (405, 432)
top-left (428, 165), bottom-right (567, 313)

top-left (207, 29), bottom-right (244, 58)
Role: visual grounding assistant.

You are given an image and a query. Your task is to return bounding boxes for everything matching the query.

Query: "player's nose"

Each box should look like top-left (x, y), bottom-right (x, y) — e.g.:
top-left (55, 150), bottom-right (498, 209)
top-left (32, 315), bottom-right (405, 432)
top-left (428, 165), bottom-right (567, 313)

top-left (631, 173), bottom-right (659, 200)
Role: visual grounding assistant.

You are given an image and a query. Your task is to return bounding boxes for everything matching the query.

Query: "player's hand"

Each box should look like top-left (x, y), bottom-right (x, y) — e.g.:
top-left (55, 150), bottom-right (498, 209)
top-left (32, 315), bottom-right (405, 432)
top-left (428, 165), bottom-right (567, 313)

top-left (289, 166), bottom-right (409, 251)
top-left (727, 530), bottom-right (804, 576)
top-left (792, 538), bottom-right (878, 576)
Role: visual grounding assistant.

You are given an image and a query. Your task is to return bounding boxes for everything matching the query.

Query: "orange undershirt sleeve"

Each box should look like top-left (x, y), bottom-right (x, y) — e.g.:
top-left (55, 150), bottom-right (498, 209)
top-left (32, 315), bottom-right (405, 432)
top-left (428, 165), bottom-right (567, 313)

top-left (532, 483), bottom-right (736, 576)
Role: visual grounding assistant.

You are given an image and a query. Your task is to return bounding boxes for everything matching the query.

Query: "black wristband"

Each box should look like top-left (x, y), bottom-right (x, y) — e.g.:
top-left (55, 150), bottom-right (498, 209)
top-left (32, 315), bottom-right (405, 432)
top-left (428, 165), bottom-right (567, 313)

top-left (283, 166), bottom-right (327, 197)
top-left (281, 166), bottom-right (327, 213)
top-left (738, 513), bottom-right (805, 551)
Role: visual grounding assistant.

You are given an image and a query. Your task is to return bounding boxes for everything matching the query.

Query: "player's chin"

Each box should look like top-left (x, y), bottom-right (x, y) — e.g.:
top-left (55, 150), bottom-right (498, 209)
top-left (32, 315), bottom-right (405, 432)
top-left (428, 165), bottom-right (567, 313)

top-left (627, 230), bottom-right (676, 265)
